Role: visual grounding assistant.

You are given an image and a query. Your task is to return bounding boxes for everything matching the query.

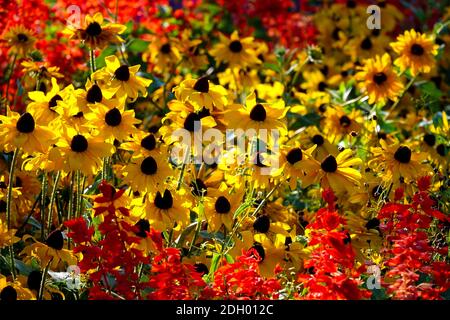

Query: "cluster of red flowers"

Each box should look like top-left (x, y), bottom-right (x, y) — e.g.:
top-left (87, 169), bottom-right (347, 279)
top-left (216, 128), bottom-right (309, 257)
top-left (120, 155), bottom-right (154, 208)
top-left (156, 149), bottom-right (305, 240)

top-left (298, 189), bottom-right (371, 300)
top-left (65, 182), bottom-right (149, 300)
top-left (379, 176), bottom-right (450, 299)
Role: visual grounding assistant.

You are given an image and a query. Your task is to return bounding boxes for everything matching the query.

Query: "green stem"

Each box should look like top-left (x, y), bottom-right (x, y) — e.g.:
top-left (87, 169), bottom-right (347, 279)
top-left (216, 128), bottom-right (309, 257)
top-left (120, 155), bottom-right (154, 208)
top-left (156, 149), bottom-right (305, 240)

top-left (47, 171), bottom-right (61, 232)
top-left (386, 76), bottom-right (417, 118)
top-left (40, 172), bottom-right (48, 241)
top-left (89, 49), bottom-right (96, 76)
top-left (6, 148), bottom-right (19, 279)
top-left (2, 53), bottom-right (18, 115)
top-left (176, 147), bottom-right (190, 191)
top-left (38, 261), bottom-right (51, 300)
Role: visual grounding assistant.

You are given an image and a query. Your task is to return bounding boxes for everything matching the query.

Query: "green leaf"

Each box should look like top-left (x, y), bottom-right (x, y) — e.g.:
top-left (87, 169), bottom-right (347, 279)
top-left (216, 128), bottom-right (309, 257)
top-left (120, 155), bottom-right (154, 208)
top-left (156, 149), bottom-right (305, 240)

top-left (207, 253), bottom-right (221, 281)
top-left (127, 39), bottom-right (149, 54)
top-left (263, 62), bottom-right (281, 73)
top-left (95, 46), bottom-right (116, 69)
top-left (419, 81), bottom-right (442, 99)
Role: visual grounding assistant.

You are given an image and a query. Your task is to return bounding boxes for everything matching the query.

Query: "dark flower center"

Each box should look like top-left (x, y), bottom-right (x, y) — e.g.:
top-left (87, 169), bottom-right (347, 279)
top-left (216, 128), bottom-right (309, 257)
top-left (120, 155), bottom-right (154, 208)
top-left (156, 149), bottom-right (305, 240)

top-left (86, 22), bottom-right (102, 37)
top-left (48, 94), bottom-right (63, 110)
top-left (394, 146), bottom-right (411, 163)
top-left (215, 196), bottom-right (231, 214)
top-left (73, 111), bottom-right (84, 118)
top-left (27, 270), bottom-right (42, 291)
top-left (286, 148), bottom-right (303, 165)
top-left (373, 72), bottom-right (387, 85)
top-left (70, 134), bottom-right (88, 153)
top-left (347, 0), bottom-right (356, 8)
top-left (339, 115), bottom-right (352, 128)
top-left (253, 215), bottom-right (270, 233)
top-left (423, 134), bottom-right (436, 147)
top-left (16, 112), bottom-right (35, 133)
top-left (141, 134), bottom-right (156, 151)
top-left (86, 84), bottom-right (103, 103)
top-left (197, 107), bottom-right (210, 118)
top-left (360, 37), bottom-right (372, 50)
top-left (46, 229), bottom-right (64, 250)
top-left (318, 104), bottom-right (327, 113)
top-left (0, 286), bottom-right (17, 301)
top-left (154, 190), bottom-right (173, 210)
top-left (190, 179), bottom-right (207, 197)
top-left (321, 155), bottom-right (338, 173)
top-left (134, 219), bottom-right (150, 238)
top-left (436, 144), bottom-right (446, 157)
top-left (14, 177), bottom-right (22, 188)
top-left (115, 65), bottom-right (130, 81)
top-left (410, 43), bottom-right (424, 56)
top-left (193, 77), bottom-right (209, 93)
top-left (0, 200), bottom-right (6, 213)
top-left (184, 112), bottom-right (201, 132)
top-left (371, 185), bottom-right (383, 199)
top-left (378, 131), bottom-right (387, 140)
top-left (194, 263), bottom-right (209, 275)
top-left (332, 28), bottom-right (341, 41)
top-left (17, 33), bottom-right (28, 42)
top-left (160, 43), bottom-right (171, 54)
top-left (312, 134), bottom-right (324, 146)
top-left (372, 29), bottom-right (380, 37)
top-left (229, 40), bottom-right (243, 53)
top-left (251, 243), bottom-right (265, 261)
top-left (249, 104), bottom-right (267, 122)
top-left (140, 156), bottom-right (158, 175)
top-left (365, 218), bottom-right (380, 230)
top-left (105, 107), bottom-right (122, 127)
top-left (317, 81), bottom-right (327, 91)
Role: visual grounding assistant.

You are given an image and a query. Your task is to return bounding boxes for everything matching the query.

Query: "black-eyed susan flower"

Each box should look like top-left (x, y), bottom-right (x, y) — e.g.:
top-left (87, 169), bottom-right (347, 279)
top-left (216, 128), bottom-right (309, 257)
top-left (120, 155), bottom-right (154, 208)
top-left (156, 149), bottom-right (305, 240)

top-left (85, 98), bottom-right (141, 142)
top-left (93, 55), bottom-right (152, 101)
top-left (173, 78), bottom-right (228, 112)
top-left (224, 92), bottom-right (288, 140)
top-left (0, 275), bottom-right (35, 301)
top-left (3, 25), bottom-right (36, 57)
top-left (369, 140), bottom-right (430, 183)
top-left (122, 154), bottom-right (172, 193)
top-left (210, 31), bottom-right (260, 69)
top-left (26, 78), bottom-right (75, 126)
top-left (356, 53), bottom-right (404, 105)
top-left (63, 13), bottom-right (126, 49)
top-left (304, 149), bottom-right (363, 194)
top-left (0, 108), bottom-right (56, 154)
top-left (203, 183), bottom-right (244, 232)
top-left (390, 29), bottom-right (439, 76)
top-left (143, 37), bottom-right (182, 74)
top-left (49, 128), bottom-right (115, 175)
top-left (0, 218), bottom-right (19, 249)
top-left (20, 230), bottom-right (78, 270)
top-left (322, 106), bottom-right (363, 142)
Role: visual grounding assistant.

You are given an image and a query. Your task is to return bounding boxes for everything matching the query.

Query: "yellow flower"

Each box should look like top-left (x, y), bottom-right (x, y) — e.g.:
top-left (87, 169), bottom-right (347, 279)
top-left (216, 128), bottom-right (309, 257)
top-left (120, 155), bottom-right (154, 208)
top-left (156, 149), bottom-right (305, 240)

top-left (305, 149), bottom-right (362, 194)
top-left (3, 25), bottom-right (36, 57)
top-left (49, 128), bottom-right (115, 175)
top-left (322, 106), bottom-right (364, 142)
top-left (63, 12), bottom-right (126, 49)
top-left (390, 29), bottom-right (439, 76)
top-left (356, 53), bottom-right (404, 105)
top-left (143, 37), bottom-right (182, 74)
top-left (85, 98), bottom-right (141, 142)
top-left (369, 140), bottom-right (430, 183)
top-left (0, 218), bottom-right (19, 249)
top-left (0, 108), bottom-right (57, 154)
top-left (0, 275), bottom-right (35, 301)
top-left (93, 55), bottom-right (152, 101)
top-left (210, 31), bottom-right (261, 69)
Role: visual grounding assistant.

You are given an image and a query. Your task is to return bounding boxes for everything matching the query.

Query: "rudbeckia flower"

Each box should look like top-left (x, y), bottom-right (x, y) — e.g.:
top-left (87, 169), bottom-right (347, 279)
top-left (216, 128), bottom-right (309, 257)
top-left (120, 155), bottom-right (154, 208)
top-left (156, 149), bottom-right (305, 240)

top-left (143, 37), bottom-right (182, 74)
top-left (85, 98), bottom-right (141, 142)
top-left (173, 78), bottom-right (228, 111)
top-left (49, 128), bottom-right (115, 175)
top-left (224, 92), bottom-right (288, 141)
top-left (20, 230), bottom-right (79, 270)
top-left (93, 55), bottom-right (152, 101)
top-left (0, 275), bottom-right (35, 301)
top-left (322, 106), bottom-right (364, 142)
top-left (210, 31), bottom-right (260, 69)
top-left (122, 154), bottom-right (173, 193)
top-left (390, 29), bottom-right (439, 76)
top-left (63, 12), bottom-right (126, 49)
top-left (305, 149), bottom-right (363, 194)
top-left (369, 140), bottom-right (430, 183)
top-left (3, 25), bottom-right (36, 57)
top-left (0, 218), bottom-right (19, 249)
top-left (356, 54), bottom-right (404, 105)
top-left (26, 78), bottom-right (75, 126)
top-left (0, 108), bottom-right (56, 154)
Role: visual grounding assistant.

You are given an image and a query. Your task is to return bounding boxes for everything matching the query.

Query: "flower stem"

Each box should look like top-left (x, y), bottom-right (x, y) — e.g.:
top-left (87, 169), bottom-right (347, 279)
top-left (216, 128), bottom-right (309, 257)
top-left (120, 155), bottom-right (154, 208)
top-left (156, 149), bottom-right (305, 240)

top-left (38, 261), bottom-right (51, 300)
top-left (47, 171), bottom-right (61, 232)
top-left (40, 172), bottom-right (48, 241)
top-left (386, 76), bottom-right (417, 119)
top-left (2, 53), bottom-right (18, 115)
top-left (89, 49), bottom-right (96, 76)
top-left (6, 148), bottom-right (19, 279)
